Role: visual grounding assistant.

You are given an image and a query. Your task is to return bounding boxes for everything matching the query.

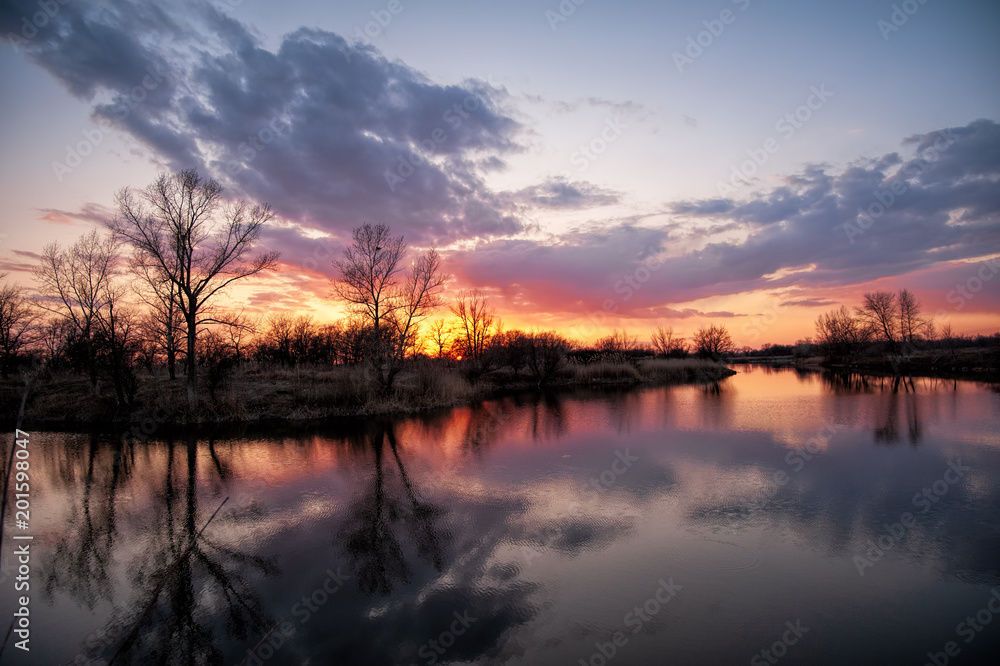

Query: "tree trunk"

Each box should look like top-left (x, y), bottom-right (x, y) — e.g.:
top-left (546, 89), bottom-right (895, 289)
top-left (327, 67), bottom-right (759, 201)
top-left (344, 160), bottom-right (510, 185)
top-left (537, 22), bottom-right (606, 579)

top-left (167, 345), bottom-right (176, 380)
top-left (186, 313), bottom-right (198, 407)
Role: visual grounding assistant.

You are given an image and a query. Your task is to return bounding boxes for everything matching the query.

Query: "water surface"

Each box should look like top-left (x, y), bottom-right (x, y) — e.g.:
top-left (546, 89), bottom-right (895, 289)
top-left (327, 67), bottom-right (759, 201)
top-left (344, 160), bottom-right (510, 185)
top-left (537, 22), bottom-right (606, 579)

top-left (6, 366), bottom-right (1000, 665)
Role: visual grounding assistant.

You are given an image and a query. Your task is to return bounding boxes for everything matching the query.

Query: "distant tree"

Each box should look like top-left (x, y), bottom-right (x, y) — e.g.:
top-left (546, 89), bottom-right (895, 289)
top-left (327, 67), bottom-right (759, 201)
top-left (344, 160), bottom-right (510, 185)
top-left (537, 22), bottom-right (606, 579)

top-left (650, 326), bottom-right (686, 357)
top-left (291, 315), bottom-right (315, 364)
top-left (451, 290), bottom-right (499, 362)
top-left (198, 328), bottom-right (236, 403)
top-left (303, 321), bottom-right (338, 364)
top-left (855, 291), bottom-right (899, 348)
top-left (33, 230), bottom-right (121, 388)
top-left (693, 323), bottom-right (734, 358)
top-left (110, 168), bottom-right (280, 405)
top-left (262, 312), bottom-right (296, 366)
top-left (0, 276), bottom-right (38, 378)
top-left (427, 319), bottom-right (452, 359)
top-left (131, 251), bottom-right (185, 379)
top-left (39, 318), bottom-right (72, 369)
top-left (223, 312), bottom-right (258, 366)
top-left (333, 223), bottom-right (448, 391)
top-left (897, 288), bottom-right (932, 343)
top-left (92, 281), bottom-right (140, 406)
top-left (495, 329), bottom-right (532, 373)
top-left (525, 331), bottom-right (572, 385)
top-left (595, 329), bottom-right (640, 354)
top-left (938, 322), bottom-right (957, 359)
top-left (815, 305), bottom-right (873, 359)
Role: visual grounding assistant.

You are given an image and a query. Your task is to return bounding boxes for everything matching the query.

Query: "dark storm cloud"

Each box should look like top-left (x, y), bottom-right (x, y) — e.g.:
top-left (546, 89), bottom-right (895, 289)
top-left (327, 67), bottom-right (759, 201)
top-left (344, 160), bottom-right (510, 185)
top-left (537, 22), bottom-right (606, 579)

top-left (2, 0), bottom-right (528, 251)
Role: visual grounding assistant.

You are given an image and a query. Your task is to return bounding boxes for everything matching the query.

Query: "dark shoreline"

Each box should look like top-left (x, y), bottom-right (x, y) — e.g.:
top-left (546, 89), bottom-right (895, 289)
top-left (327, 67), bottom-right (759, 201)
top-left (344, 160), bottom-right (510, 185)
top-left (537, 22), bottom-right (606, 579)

top-left (729, 350), bottom-right (999, 381)
top-left (1, 360), bottom-right (737, 434)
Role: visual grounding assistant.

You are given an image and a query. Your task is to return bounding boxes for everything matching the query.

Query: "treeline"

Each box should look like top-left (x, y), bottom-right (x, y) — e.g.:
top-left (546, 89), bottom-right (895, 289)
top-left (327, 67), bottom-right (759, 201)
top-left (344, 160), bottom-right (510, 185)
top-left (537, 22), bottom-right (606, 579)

top-left (813, 288), bottom-right (938, 361)
top-left (0, 169), bottom-right (744, 412)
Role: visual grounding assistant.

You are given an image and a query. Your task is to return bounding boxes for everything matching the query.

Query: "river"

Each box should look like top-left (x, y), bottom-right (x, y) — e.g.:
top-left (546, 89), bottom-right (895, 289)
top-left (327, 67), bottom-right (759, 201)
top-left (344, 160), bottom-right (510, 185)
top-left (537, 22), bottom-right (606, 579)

top-left (4, 365), bottom-right (999, 665)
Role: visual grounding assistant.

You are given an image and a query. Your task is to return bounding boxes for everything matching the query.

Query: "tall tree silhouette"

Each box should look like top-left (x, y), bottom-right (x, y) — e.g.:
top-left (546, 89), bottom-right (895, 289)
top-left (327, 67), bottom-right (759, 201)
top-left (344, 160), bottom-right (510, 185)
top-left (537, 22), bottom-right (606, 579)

top-left (333, 224), bottom-right (447, 392)
top-left (110, 169), bottom-right (279, 405)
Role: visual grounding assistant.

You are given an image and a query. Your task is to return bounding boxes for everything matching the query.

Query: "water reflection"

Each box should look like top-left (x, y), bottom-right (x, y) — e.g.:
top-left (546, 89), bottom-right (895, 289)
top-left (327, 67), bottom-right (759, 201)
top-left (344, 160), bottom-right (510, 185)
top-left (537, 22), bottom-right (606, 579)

top-left (339, 421), bottom-right (447, 595)
top-left (37, 436), bottom-right (276, 663)
top-left (8, 367), bottom-right (1000, 664)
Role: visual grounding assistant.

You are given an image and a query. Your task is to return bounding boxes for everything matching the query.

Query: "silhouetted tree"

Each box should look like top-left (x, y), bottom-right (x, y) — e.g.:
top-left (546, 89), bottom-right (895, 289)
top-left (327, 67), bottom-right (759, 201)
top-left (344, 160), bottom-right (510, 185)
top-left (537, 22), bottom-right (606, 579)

top-left (526, 331), bottom-right (571, 385)
top-left (427, 319), bottom-right (452, 359)
top-left (93, 281), bottom-right (140, 406)
top-left (110, 168), bottom-right (280, 406)
top-left (815, 305), bottom-right (873, 359)
top-left (132, 252), bottom-right (185, 379)
top-left (898, 288), bottom-right (932, 343)
top-left (693, 323), bottom-right (734, 359)
top-left (650, 326), bottom-right (686, 358)
top-left (334, 224), bottom-right (447, 391)
top-left (33, 229), bottom-right (121, 388)
top-left (596, 329), bottom-right (640, 354)
top-left (855, 290), bottom-right (899, 348)
top-left (451, 290), bottom-right (497, 361)
top-left (0, 276), bottom-right (38, 378)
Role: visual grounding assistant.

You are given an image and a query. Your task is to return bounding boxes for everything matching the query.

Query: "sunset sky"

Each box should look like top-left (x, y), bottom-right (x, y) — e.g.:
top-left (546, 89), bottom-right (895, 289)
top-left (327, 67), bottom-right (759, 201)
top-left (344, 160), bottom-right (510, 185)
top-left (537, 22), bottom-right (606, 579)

top-left (1, 0), bottom-right (998, 346)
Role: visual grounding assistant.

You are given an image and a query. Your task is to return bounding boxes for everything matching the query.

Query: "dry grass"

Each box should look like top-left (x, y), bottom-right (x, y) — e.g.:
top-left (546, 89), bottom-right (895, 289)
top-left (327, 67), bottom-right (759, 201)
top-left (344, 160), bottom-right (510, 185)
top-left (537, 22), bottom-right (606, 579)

top-left (637, 358), bottom-right (731, 382)
top-left (563, 360), bottom-right (642, 383)
top-left (2, 357), bottom-right (733, 427)
top-left (560, 357), bottom-right (733, 385)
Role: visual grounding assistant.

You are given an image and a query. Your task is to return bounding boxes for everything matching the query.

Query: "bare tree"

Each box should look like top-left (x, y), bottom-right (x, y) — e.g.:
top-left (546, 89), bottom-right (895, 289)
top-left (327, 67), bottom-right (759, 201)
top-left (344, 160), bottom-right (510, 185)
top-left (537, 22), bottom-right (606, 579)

top-left (333, 224), bottom-right (406, 337)
top-left (855, 291), bottom-right (899, 348)
top-left (39, 318), bottom-right (72, 367)
top-left (526, 331), bottom-right (572, 385)
top-left (93, 281), bottom-right (140, 406)
top-left (33, 230), bottom-right (121, 387)
top-left (0, 276), bottom-right (38, 378)
top-left (391, 249), bottom-right (448, 359)
top-left (428, 319), bottom-right (452, 359)
top-left (333, 224), bottom-right (448, 391)
top-left (650, 326), bottom-right (685, 357)
top-left (898, 288), bottom-right (932, 343)
top-left (693, 323), bottom-right (734, 358)
top-left (595, 329), bottom-right (641, 354)
top-left (262, 312), bottom-right (296, 365)
top-left (109, 168), bottom-right (280, 405)
top-left (815, 305), bottom-right (873, 359)
top-left (132, 251), bottom-right (185, 379)
top-left (291, 314), bottom-right (315, 364)
top-left (224, 312), bottom-right (258, 366)
top-left (450, 290), bottom-right (499, 362)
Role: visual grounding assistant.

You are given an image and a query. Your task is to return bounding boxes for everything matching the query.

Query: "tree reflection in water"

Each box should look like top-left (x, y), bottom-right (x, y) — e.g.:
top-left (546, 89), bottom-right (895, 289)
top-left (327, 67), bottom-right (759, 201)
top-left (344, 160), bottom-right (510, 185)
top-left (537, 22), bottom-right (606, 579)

top-left (339, 421), bottom-right (448, 595)
top-left (39, 435), bottom-right (278, 664)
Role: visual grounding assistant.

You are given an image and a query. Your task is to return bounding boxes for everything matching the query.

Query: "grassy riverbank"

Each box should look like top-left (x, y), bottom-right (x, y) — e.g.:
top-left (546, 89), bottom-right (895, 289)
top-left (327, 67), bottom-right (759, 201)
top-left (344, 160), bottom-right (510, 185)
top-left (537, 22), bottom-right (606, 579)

top-left (730, 343), bottom-right (999, 380)
top-left (1, 358), bottom-right (736, 429)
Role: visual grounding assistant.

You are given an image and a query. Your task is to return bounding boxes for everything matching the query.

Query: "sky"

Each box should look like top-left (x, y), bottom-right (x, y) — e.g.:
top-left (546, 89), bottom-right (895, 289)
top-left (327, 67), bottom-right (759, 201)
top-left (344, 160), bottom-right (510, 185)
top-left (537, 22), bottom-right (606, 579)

top-left (1, 0), bottom-right (998, 346)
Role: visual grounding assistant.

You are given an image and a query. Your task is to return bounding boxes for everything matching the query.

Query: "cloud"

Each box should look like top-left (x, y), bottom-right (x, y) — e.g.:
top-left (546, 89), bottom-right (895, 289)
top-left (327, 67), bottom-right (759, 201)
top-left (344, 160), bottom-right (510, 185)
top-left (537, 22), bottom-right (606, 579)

top-left (3, 3), bottom-right (997, 328)
top-left (35, 203), bottom-right (114, 226)
top-left (448, 119), bottom-right (1000, 319)
top-left (3, 0), bottom-right (528, 248)
top-left (780, 298), bottom-right (837, 308)
top-left (506, 178), bottom-right (621, 210)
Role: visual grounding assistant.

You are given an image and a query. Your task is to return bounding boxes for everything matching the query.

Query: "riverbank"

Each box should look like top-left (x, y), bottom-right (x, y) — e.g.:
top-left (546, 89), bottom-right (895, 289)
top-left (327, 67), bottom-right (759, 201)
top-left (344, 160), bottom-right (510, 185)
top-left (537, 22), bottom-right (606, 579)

top-left (730, 345), bottom-right (999, 380)
top-left (0, 358), bottom-right (736, 430)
